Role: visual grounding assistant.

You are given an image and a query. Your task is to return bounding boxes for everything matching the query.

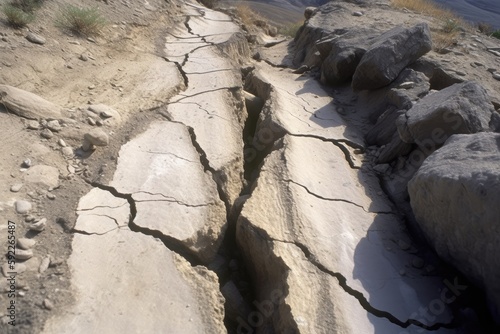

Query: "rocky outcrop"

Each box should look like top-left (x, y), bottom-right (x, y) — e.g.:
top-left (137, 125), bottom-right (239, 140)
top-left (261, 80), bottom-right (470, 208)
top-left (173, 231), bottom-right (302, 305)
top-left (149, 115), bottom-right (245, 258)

top-left (317, 28), bottom-right (381, 85)
top-left (352, 23), bottom-right (432, 91)
top-left (397, 81), bottom-right (497, 152)
top-left (408, 132), bottom-right (500, 318)
top-left (0, 84), bottom-right (63, 120)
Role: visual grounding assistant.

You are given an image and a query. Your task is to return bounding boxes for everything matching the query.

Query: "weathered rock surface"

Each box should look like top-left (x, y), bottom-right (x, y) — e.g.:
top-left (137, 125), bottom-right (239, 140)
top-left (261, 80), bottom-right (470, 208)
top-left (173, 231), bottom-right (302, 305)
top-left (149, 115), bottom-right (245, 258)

top-left (397, 81), bottom-right (497, 151)
top-left (352, 23), bottom-right (432, 91)
top-left (0, 84), bottom-right (62, 120)
top-left (42, 189), bottom-right (226, 333)
top-left (318, 28), bottom-right (381, 85)
top-left (111, 121), bottom-right (227, 263)
top-left (409, 132), bottom-right (500, 317)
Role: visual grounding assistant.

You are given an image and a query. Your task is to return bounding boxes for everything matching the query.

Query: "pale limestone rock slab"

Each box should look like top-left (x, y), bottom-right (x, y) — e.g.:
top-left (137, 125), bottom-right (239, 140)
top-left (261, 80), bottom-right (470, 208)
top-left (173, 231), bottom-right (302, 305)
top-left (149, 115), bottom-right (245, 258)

top-left (0, 84), bottom-right (62, 120)
top-left (111, 121), bottom-right (226, 263)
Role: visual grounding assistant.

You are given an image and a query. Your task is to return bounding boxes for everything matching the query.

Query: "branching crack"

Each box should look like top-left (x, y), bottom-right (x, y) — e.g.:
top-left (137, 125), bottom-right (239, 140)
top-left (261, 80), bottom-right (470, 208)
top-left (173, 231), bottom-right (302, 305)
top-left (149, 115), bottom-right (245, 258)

top-left (85, 180), bottom-right (202, 266)
top-left (141, 149), bottom-right (198, 163)
top-left (271, 238), bottom-right (457, 331)
top-left (171, 86), bottom-right (241, 103)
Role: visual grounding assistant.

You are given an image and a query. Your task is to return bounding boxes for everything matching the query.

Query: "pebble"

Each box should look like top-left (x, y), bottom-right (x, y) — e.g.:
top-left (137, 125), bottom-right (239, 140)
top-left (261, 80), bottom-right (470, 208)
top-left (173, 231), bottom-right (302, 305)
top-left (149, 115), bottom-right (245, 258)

top-left (25, 215), bottom-right (36, 222)
top-left (493, 73), bottom-right (500, 81)
top-left (352, 11), bottom-right (363, 16)
top-left (15, 200), bottom-right (32, 214)
top-left (487, 68), bottom-right (497, 73)
top-left (455, 71), bottom-right (466, 76)
top-left (47, 120), bottom-right (62, 132)
top-left (411, 257), bottom-right (425, 269)
top-left (43, 299), bottom-right (54, 310)
top-left (87, 117), bottom-right (96, 126)
top-left (22, 158), bottom-right (31, 168)
top-left (46, 193), bottom-right (56, 200)
top-left (39, 256), bottom-right (51, 273)
top-left (27, 120), bottom-right (40, 130)
top-left (26, 32), bottom-right (46, 45)
top-left (82, 129), bottom-right (109, 151)
top-left (41, 129), bottom-right (54, 139)
top-left (67, 165), bottom-right (76, 174)
top-left (10, 183), bottom-right (23, 192)
top-left (61, 147), bottom-right (74, 158)
top-left (79, 54), bottom-right (89, 61)
top-left (29, 218), bottom-right (46, 232)
top-left (15, 249), bottom-right (33, 261)
top-left (17, 238), bottom-right (36, 250)
top-left (58, 139), bottom-right (66, 147)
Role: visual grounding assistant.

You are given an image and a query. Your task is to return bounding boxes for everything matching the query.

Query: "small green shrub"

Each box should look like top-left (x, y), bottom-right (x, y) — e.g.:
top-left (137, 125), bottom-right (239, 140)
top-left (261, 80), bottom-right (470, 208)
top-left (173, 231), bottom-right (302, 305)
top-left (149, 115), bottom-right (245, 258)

top-left (2, 4), bottom-right (34, 28)
top-left (279, 22), bottom-right (302, 38)
top-left (491, 30), bottom-right (500, 39)
top-left (11, 0), bottom-right (44, 13)
top-left (442, 19), bottom-right (461, 33)
top-left (56, 5), bottom-right (106, 36)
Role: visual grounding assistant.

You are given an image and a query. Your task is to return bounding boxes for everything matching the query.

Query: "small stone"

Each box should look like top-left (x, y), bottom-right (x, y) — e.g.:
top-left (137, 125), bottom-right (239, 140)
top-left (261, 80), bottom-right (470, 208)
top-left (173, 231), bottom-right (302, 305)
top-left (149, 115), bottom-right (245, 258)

top-left (41, 129), bottom-right (54, 139)
top-left (58, 139), bottom-right (66, 147)
top-left (455, 71), bottom-right (466, 76)
top-left (22, 158), bottom-right (32, 168)
top-left (43, 299), bottom-right (54, 310)
top-left (487, 68), bottom-right (497, 73)
top-left (10, 183), bottom-right (23, 192)
top-left (25, 215), bottom-right (36, 222)
top-left (15, 200), bottom-right (32, 214)
top-left (29, 218), bottom-right (46, 232)
top-left (2, 263), bottom-right (26, 277)
top-left (39, 256), bottom-right (51, 273)
top-left (352, 11), bottom-right (363, 16)
top-left (82, 129), bottom-right (109, 151)
top-left (67, 165), bottom-right (76, 174)
top-left (18, 291), bottom-right (25, 297)
top-left (27, 120), bottom-right (40, 130)
top-left (493, 73), bottom-right (500, 81)
top-left (96, 119), bottom-right (103, 126)
top-left (26, 32), bottom-right (46, 45)
top-left (398, 239), bottom-right (411, 250)
top-left (79, 54), bottom-right (89, 61)
top-left (87, 117), bottom-right (96, 126)
top-left (61, 147), bottom-right (74, 158)
top-left (46, 120), bottom-right (62, 132)
top-left (15, 249), bottom-right (33, 261)
top-left (412, 257), bottom-right (425, 269)
top-left (46, 193), bottom-right (56, 200)
top-left (88, 85), bottom-right (96, 90)
top-left (17, 238), bottom-right (36, 250)
top-left (49, 258), bottom-right (63, 267)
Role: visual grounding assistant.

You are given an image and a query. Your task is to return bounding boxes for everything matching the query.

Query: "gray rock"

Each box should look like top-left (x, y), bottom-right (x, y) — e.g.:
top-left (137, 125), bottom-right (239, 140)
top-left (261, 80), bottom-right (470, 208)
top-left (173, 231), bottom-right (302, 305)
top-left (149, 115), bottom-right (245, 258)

top-left (43, 299), bottom-right (54, 310)
top-left (409, 132), bottom-right (500, 315)
top-left (41, 128), bottom-right (54, 139)
top-left (26, 33), bottom-right (46, 45)
top-left (29, 218), bottom-right (46, 232)
top-left (396, 81), bottom-right (497, 152)
top-left (0, 85), bottom-right (62, 120)
top-left (22, 158), bottom-right (31, 168)
top-left (47, 120), bottom-right (62, 132)
top-left (352, 23), bottom-right (432, 91)
top-left (317, 28), bottom-right (380, 85)
top-left (39, 256), bottom-right (51, 273)
top-left (352, 11), bottom-right (363, 17)
top-left (15, 249), bottom-right (33, 261)
top-left (493, 73), bottom-right (500, 81)
top-left (10, 183), bottom-right (23, 192)
top-left (304, 7), bottom-right (316, 20)
top-left (79, 54), bottom-right (89, 61)
top-left (17, 238), bottom-right (36, 250)
top-left (15, 200), bottom-right (32, 214)
top-left (27, 120), bottom-right (40, 130)
top-left (61, 146), bottom-right (74, 158)
top-left (82, 129), bottom-right (109, 151)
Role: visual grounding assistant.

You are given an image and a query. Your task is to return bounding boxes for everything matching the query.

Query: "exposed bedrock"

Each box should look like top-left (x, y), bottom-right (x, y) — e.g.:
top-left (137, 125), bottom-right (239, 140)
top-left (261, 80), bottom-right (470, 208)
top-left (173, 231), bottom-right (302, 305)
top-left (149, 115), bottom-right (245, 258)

top-left (409, 132), bottom-right (500, 321)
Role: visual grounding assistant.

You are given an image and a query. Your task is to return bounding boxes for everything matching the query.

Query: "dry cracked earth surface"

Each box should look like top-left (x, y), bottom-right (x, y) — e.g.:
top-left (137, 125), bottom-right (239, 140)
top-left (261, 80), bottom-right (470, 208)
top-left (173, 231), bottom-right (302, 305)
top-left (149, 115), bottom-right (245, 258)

top-left (1, 0), bottom-right (500, 333)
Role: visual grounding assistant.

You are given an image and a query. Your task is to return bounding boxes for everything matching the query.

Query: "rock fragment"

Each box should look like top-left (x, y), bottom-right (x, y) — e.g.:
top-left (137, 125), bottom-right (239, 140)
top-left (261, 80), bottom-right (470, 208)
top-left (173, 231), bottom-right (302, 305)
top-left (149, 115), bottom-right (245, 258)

top-left (26, 32), bottom-right (46, 45)
top-left (18, 238), bottom-right (36, 250)
top-left (15, 200), bottom-right (32, 214)
top-left (10, 183), bottom-right (23, 192)
top-left (29, 218), bottom-right (47, 232)
top-left (82, 129), bottom-right (109, 151)
top-left (0, 85), bottom-right (62, 120)
top-left (39, 256), bottom-right (51, 273)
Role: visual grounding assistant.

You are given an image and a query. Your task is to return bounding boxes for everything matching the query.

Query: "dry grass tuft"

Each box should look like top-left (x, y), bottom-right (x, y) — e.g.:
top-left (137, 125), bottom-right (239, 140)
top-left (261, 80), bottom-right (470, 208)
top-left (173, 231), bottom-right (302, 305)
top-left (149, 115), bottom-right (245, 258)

top-left (235, 4), bottom-right (259, 27)
top-left (391, 0), bottom-right (473, 50)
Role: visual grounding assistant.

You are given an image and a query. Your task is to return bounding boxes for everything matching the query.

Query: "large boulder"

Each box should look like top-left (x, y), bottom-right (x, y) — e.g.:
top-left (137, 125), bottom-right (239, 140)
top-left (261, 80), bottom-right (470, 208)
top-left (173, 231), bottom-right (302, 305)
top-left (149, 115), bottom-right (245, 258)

top-left (408, 132), bottom-right (500, 317)
top-left (317, 28), bottom-right (381, 85)
top-left (396, 81), bottom-right (497, 153)
top-left (352, 23), bottom-right (432, 91)
top-left (0, 84), bottom-right (62, 120)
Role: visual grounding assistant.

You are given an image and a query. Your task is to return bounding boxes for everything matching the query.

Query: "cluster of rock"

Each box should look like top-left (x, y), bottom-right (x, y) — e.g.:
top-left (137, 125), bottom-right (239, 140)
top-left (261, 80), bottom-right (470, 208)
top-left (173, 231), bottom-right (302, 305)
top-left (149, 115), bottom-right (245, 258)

top-left (294, 1), bottom-right (500, 323)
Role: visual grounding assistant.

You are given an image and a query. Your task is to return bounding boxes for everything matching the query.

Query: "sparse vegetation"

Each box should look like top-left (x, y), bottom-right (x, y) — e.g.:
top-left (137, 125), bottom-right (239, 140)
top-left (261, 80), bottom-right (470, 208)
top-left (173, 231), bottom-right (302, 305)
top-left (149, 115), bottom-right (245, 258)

top-left (56, 5), bottom-right (106, 36)
top-left (10, 0), bottom-right (44, 13)
top-left (492, 30), bottom-right (500, 39)
top-left (236, 4), bottom-right (257, 27)
top-left (279, 22), bottom-right (302, 38)
top-left (477, 22), bottom-right (493, 34)
top-left (2, 4), bottom-right (34, 28)
top-left (391, 0), bottom-right (472, 50)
